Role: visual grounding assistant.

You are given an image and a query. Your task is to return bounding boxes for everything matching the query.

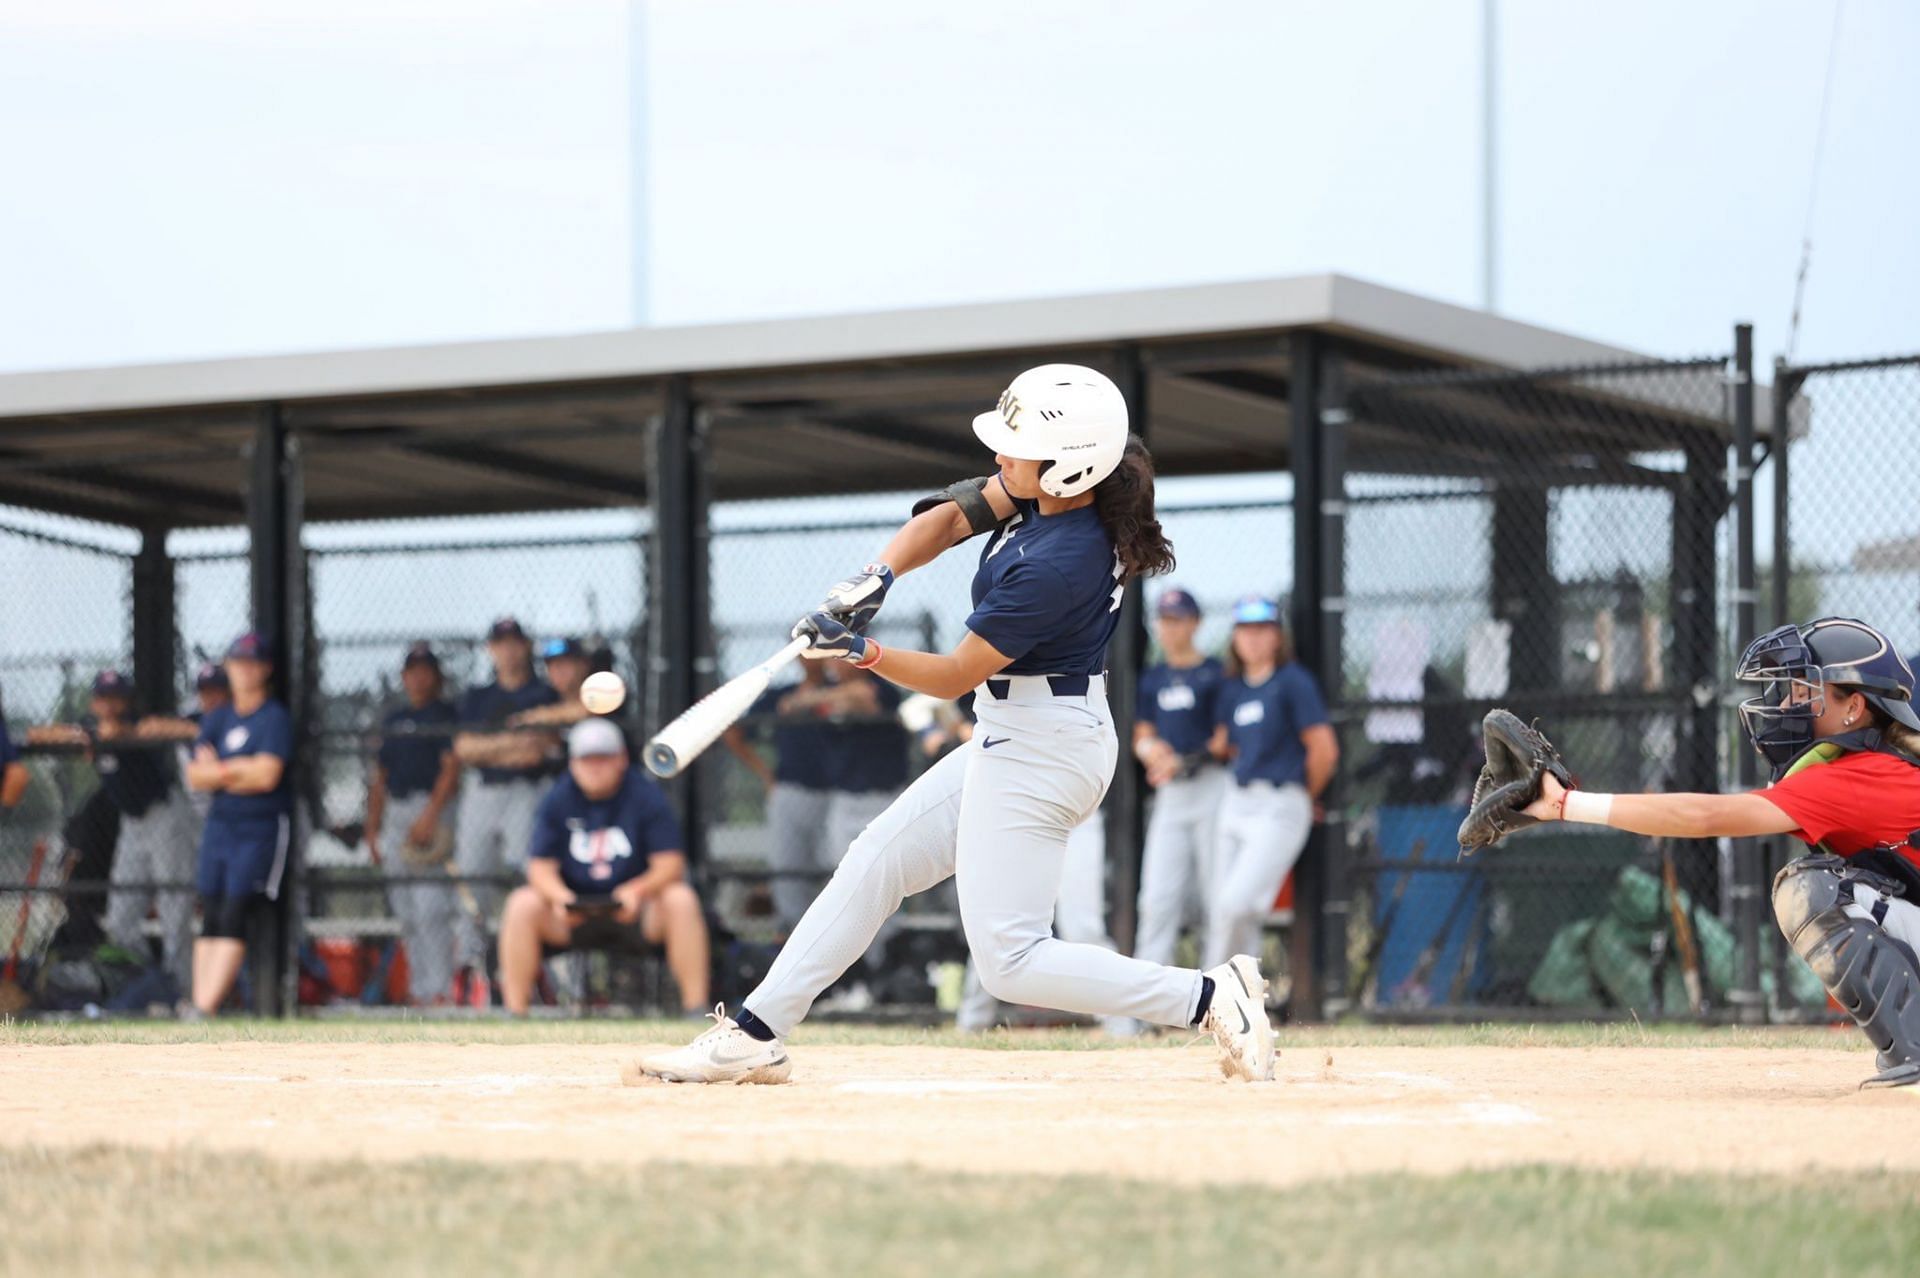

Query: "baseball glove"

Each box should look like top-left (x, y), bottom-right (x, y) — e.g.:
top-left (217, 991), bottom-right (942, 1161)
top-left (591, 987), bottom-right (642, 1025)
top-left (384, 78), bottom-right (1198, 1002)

top-left (1456, 709), bottom-right (1576, 854)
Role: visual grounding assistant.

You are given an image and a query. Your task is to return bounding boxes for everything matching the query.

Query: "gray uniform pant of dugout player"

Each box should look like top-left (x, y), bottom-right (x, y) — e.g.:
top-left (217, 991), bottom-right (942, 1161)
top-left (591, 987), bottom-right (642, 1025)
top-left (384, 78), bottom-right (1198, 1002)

top-left (766, 784), bottom-right (832, 931)
top-left (452, 776), bottom-right (549, 971)
top-left (1204, 779), bottom-right (1312, 970)
top-left (104, 789), bottom-right (200, 991)
top-left (1133, 765), bottom-right (1228, 969)
top-left (744, 676), bottom-right (1204, 1036)
top-left (957, 814), bottom-right (1135, 1033)
top-left (380, 792), bottom-right (457, 1004)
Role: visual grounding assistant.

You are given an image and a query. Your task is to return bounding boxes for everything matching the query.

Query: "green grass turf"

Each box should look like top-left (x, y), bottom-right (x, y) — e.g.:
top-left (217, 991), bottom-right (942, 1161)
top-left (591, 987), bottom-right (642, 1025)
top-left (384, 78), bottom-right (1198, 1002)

top-left (0, 1147), bottom-right (1911, 1278)
top-left (0, 1013), bottom-right (1856, 1050)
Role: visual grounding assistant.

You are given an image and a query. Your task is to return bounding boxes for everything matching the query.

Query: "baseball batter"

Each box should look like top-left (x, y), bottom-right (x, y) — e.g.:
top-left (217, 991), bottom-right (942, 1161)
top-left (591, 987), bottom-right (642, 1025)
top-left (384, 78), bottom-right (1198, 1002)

top-left (638, 364), bottom-right (1276, 1084)
top-left (1131, 587), bottom-right (1229, 968)
top-left (1482, 617), bottom-right (1920, 1089)
top-left (1204, 597), bottom-right (1337, 969)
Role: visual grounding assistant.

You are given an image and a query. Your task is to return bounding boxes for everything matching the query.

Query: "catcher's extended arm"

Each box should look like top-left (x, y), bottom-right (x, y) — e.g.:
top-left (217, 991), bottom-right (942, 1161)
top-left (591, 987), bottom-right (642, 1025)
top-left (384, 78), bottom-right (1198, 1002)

top-left (1456, 709), bottom-right (1576, 854)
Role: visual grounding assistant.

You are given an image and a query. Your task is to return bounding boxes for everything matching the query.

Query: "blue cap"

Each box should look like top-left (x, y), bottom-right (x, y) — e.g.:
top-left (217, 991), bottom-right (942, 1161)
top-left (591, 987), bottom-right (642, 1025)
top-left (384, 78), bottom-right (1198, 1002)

top-left (91, 669), bottom-right (133, 698)
top-left (402, 641), bottom-right (440, 671)
top-left (487, 616), bottom-right (529, 642)
top-left (1156, 588), bottom-right (1201, 619)
top-left (540, 636), bottom-right (586, 662)
top-left (225, 632), bottom-right (271, 661)
top-left (1231, 595), bottom-right (1283, 626)
top-left (194, 662), bottom-right (229, 691)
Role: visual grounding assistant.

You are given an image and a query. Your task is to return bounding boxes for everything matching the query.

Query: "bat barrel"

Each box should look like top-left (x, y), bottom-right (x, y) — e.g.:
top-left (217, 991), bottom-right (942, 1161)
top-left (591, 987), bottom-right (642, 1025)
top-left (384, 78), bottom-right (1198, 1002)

top-left (644, 740), bottom-right (681, 778)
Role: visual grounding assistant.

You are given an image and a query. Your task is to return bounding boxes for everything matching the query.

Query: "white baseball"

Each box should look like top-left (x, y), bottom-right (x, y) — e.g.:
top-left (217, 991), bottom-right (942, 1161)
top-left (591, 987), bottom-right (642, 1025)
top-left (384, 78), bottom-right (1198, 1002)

top-left (580, 670), bottom-right (627, 714)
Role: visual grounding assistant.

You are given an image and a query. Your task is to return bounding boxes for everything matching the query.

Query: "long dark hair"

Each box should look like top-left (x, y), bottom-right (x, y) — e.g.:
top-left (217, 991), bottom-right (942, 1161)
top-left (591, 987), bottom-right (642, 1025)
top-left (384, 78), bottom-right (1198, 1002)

top-left (1094, 435), bottom-right (1175, 581)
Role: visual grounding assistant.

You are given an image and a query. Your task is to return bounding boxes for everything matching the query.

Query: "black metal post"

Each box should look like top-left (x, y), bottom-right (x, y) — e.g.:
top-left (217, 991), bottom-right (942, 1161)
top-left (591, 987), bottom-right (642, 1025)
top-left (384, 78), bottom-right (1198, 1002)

top-left (1315, 351), bottom-right (1352, 1016)
top-left (1287, 331), bottom-right (1326, 1020)
top-left (1766, 359), bottom-right (1800, 1009)
top-left (1492, 488), bottom-right (1556, 693)
top-left (1728, 325), bottom-right (1765, 1022)
top-left (648, 375), bottom-right (710, 867)
top-left (130, 527), bottom-right (177, 718)
top-left (245, 404), bottom-right (301, 1016)
top-left (1106, 345), bottom-right (1148, 953)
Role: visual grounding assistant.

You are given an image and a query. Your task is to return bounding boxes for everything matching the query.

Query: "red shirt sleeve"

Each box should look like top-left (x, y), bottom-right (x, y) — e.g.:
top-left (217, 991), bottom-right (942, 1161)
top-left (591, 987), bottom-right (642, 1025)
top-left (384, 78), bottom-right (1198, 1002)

top-left (1755, 763), bottom-right (1879, 847)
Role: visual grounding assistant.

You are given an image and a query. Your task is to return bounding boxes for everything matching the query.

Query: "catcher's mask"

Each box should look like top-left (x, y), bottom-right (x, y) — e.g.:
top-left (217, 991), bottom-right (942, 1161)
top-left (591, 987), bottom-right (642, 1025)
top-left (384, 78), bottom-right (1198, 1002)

top-left (1737, 617), bottom-right (1920, 774)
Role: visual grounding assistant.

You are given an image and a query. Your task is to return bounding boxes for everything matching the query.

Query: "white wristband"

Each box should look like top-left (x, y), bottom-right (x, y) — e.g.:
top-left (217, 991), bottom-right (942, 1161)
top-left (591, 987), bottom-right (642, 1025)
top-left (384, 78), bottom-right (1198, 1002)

top-left (1561, 790), bottom-right (1615, 826)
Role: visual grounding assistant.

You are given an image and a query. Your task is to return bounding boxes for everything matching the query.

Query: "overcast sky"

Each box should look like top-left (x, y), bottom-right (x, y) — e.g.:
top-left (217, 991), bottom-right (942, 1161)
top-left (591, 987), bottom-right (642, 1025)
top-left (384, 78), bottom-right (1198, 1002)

top-left (0, 0), bottom-right (1913, 373)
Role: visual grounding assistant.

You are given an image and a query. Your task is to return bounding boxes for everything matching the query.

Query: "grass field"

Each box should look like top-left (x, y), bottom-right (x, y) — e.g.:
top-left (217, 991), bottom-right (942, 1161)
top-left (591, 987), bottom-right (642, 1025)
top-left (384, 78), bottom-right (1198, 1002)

top-left (4, 1018), bottom-right (1915, 1277)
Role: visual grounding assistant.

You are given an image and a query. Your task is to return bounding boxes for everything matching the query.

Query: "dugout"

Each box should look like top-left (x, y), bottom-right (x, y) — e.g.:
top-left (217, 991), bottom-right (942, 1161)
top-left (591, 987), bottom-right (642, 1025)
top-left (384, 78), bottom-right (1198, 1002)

top-left (0, 274), bottom-right (1775, 1017)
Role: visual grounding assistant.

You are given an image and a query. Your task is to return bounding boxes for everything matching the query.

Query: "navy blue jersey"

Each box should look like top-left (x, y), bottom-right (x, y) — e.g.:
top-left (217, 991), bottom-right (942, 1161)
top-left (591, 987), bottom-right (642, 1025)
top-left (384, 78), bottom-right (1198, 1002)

top-left (530, 768), bottom-right (685, 896)
top-left (830, 678), bottom-right (908, 793)
top-left (85, 719), bottom-right (176, 818)
top-left (965, 498), bottom-right (1121, 676)
top-left (378, 699), bottom-right (457, 799)
top-left (748, 682), bottom-right (836, 789)
top-left (458, 679), bottom-right (559, 784)
top-left (1137, 657), bottom-right (1227, 757)
top-left (197, 699), bottom-right (294, 819)
top-left (1216, 663), bottom-right (1330, 787)
top-left (0, 719), bottom-right (14, 768)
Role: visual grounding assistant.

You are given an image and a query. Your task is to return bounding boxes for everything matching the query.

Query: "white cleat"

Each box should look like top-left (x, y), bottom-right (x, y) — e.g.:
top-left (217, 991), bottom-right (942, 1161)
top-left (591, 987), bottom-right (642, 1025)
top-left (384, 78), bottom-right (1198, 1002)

top-left (631, 1006), bottom-right (793, 1085)
top-left (1200, 955), bottom-right (1276, 1082)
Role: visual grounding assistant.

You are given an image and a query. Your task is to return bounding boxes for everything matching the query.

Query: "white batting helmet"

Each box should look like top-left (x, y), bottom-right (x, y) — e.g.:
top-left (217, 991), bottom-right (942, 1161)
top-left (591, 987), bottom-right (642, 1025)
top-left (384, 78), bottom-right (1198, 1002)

top-left (971, 364), bottom-right (1129, 499)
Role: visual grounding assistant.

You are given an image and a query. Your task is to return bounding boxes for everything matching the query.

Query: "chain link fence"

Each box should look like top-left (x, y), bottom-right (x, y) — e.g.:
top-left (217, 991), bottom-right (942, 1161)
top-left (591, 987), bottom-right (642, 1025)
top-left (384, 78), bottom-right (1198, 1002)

top-left (1335, 356), bottom-right (1768, 1018)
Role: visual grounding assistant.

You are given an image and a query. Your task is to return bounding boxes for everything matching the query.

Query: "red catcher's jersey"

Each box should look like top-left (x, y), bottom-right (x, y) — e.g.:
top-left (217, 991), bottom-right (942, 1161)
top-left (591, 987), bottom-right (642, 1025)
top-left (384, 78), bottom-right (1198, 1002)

top-left (1756, 750), bottom-right (1920, 870)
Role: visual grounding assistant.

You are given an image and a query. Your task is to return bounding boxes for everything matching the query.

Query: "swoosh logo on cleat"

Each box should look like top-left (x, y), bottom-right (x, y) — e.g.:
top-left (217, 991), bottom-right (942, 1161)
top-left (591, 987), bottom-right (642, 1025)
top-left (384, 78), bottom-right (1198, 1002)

top-left (981, 736), bottom-right (1010, 750)
top-left (1231, 965), bottom-right (1252, 998)
top-left (1236, 1006), bottom-right (1251, 1034)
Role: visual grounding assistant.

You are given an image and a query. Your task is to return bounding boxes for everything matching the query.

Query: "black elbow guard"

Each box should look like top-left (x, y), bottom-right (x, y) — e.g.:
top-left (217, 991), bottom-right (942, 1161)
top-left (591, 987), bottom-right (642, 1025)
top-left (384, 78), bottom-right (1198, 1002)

top-left (910, 475), bottom-right (1000, 536)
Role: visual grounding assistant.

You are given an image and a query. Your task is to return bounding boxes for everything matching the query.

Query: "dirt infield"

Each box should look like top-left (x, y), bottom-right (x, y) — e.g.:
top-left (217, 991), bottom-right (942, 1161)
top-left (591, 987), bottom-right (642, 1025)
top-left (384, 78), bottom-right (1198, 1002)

top-left (8, 1036), bottom-right (1919, 1186)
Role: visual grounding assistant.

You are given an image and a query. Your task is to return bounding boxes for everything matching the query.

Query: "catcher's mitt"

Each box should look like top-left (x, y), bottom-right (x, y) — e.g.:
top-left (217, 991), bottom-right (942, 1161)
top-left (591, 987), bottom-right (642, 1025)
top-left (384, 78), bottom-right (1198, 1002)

top-left (1456, 709), bottom-right (1576, 854)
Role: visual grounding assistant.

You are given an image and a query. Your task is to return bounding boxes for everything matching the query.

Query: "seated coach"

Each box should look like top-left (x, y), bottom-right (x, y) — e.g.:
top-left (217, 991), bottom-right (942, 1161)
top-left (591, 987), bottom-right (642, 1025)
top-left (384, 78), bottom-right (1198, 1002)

top-left (498, 717), bottom-right (711, 1016)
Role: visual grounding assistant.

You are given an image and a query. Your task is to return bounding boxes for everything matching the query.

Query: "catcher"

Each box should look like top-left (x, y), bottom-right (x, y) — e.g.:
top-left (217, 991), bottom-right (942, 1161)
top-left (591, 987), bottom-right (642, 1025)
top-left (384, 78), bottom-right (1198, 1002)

top-left (1460, 616), bottom-right (1920, 1090)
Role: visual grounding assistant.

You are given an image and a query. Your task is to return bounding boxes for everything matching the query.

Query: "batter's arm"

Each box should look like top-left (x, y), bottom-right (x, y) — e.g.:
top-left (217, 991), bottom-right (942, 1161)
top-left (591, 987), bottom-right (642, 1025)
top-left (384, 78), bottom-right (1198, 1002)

top-left (878, 477), bottom-right (1017, 576)
top-left (1524, 773), bottom-right (1798, 839)
top-left (0, 763), bottom-right (26, 808)
top-left (862, 632), bottom-right (1012, 702)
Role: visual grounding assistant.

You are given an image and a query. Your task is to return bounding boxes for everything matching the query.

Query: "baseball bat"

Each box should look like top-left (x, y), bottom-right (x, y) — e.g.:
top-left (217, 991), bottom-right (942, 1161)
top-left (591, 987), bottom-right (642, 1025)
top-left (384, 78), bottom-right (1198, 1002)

top-left (1661, 841), bottom-right (1706, 1016)
top-left (645, 636), bottom-right (812, 778)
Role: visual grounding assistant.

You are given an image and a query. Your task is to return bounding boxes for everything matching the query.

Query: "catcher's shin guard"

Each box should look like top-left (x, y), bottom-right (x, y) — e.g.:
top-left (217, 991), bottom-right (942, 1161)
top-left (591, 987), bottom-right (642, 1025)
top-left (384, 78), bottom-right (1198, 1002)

top-left (1773, 855), bottom-right (1920, 1088)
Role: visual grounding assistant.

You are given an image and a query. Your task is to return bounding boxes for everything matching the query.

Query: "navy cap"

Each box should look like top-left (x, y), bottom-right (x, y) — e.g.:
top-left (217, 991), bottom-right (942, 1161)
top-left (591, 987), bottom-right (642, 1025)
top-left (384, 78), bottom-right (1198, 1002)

top-left (540, 636), bottom-right (587, 662)
top-left (402, 641), bottom-right (440, 671)
top-left (194, 662), bottom-right (229, 691)
top-left (91, 669), bottom-right (133, 698)
top-left (225, 632), bottom-right (271, 661)
top-left (487, 616), bottom-right (529, 642)
top-left (1231, 595), bottom-right (1283, 626)
top-left (1156, 588), bottom-right (1201, 619)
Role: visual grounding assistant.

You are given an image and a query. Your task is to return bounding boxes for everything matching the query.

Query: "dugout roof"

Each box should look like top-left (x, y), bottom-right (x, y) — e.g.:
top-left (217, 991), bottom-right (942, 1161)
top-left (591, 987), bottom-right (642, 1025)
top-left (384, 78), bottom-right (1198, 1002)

top-left (0, 273), bottom-right (1766, 527)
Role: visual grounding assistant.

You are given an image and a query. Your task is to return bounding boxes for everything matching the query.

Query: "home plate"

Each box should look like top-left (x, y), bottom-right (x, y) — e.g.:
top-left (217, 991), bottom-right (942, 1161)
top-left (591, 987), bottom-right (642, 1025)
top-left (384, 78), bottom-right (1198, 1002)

top-left (834, 1079), bottom-right (1057, 1096)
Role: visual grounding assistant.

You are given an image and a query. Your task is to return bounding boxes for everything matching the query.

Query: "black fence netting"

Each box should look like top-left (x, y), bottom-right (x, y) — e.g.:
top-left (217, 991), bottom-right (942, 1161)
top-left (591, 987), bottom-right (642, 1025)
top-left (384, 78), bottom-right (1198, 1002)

top-left (1332, 357), bottom-right (1789, 1018)
top-left (295, 512), bottom-right (652, 1010)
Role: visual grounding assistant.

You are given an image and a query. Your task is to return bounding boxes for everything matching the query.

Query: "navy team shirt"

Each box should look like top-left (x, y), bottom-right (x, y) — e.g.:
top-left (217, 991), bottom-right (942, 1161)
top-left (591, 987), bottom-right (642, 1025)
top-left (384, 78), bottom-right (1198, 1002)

top-left (86, 718), bottom-right (176, 818)
top-left (0, 719), bottom-right (14, 769)
top-left (530, 768), bottom-right (686, 896)
top-left (965, 497), bottom-right (1121, 676)
top-left (1137, 657), bottom-right (1227, 757)
top-left (378, 699), bottom-right (457, 799)
top-left (197, 699), bottom-right (294, 820)
top-left (1216, 664), bottom-right (1330, 788)
top-left (830, 678), bottom-right (908, 793)
top-left (458, 679), bottom-right (559, 784)
top-left (747, 682), bottom-right (836, 790)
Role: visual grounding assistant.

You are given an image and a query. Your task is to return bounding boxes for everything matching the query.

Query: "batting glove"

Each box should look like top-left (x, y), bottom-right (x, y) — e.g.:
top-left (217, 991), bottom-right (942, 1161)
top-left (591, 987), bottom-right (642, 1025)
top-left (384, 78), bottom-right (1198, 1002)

top-left (792, 611), bottom-right (882, 667)
top-left (817, 563), bottom-right (894, 635)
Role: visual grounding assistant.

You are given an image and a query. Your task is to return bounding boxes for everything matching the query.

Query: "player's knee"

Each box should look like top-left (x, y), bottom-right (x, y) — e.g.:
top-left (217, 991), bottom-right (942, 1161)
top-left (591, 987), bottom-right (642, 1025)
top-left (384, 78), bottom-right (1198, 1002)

top-left (502, 886), bottom-right (545, 931)
top-left (972, 934), bottom-right (1038, 1002)
top-left (658, 881), bottom-right (700, 920)
top-left (1772, 855), bottom-right (1845, 945)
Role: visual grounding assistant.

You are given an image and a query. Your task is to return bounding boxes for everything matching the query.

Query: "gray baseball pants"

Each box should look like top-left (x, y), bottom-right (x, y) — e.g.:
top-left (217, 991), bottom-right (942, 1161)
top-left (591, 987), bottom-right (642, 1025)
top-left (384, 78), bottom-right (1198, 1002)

top-left (452, 776), bottom-right (548, 970)
top-left (766, 783), bottom-right (833, 931)
top-left (1133, 765), bottom-right (1228, 967)
top-left (744, 676), bottom-right (1204, 1036)
top-left (104, 789), bottom-right (199, 990)
top-left (379, 791), bottom-right (457, 1004)
top-left (1204, 779), bottom-right (1312, 969)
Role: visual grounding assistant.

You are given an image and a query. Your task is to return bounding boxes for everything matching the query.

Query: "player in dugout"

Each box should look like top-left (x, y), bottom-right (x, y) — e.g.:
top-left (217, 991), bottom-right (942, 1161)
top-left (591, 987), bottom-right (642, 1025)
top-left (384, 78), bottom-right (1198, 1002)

top-left (498, 717), bottom-right (711, 1017)
top-left (182, 632), bottom-right (293, 1017)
